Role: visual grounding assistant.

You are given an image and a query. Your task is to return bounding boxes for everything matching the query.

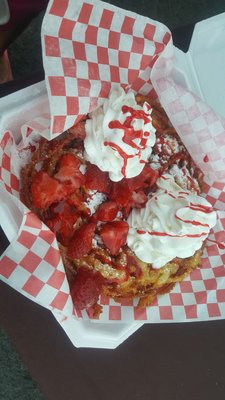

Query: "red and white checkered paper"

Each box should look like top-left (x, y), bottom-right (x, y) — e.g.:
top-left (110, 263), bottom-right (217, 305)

top-left (41, 0), bottom-right (171, 137)
top-left (0, 0), bottom-right (225, 323)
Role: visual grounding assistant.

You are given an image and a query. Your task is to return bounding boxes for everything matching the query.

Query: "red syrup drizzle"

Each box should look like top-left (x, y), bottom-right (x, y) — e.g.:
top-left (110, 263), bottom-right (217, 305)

top-left (189, 203), bottom-right (214, 213)
top-left (104, 104), bottom-right (153, 177)
top-left (203, 154), bottom-right (209, 163)
top-left (136, 230), bottom-right (206, 238)
top-left (136, 197), bottom-right (214, 238)
top-left (175, 202), bottom-right (213, 228)
top-left (175, 215), bottom-right (209, 227)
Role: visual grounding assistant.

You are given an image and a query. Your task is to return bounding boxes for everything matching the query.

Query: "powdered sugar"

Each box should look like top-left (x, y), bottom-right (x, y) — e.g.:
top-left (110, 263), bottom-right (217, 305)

top-left (169, 163), bottom-right (200, 193)
top-left (85, 191), bottom-right (106, 215)
top-left (79, 163), bottom-right (86, 174)
top-left (149, 132), bottom-right (183, 171)
top-left (149, 153), bottom-right (160, 170)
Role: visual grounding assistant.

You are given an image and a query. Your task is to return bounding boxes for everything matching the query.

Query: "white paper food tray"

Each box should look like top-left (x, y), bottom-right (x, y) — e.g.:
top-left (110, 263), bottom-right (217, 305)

top-left (0, 12), bottom-right (224, 348)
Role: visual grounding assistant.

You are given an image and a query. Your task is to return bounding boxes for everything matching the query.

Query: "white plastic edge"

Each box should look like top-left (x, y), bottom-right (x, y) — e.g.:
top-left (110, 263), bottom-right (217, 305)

top-left (0, 0), bottom-right (10, 25)
top-left (173, 12), bottom-right (225, 118)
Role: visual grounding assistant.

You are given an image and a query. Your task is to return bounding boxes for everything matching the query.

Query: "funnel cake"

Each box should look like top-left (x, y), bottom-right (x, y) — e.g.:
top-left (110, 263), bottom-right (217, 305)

top-left (20, 90), bottom-right (216, 316)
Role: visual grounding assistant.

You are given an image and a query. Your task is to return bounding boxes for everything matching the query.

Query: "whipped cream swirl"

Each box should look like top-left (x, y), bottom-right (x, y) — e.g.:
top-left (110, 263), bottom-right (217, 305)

top-left (127, 175), bottom-right (217, 269)
top-left (84, 87), bottom-right (156, 182)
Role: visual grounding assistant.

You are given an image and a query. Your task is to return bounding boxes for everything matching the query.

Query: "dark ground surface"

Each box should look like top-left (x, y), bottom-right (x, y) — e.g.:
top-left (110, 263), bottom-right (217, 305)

top-left (1, 1), bottom-right (225, 399)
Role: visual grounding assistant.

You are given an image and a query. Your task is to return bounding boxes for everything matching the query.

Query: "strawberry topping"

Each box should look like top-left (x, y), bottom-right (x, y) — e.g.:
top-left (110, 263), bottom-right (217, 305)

top-left (45, 201), bottom-right (78, 245)
top-left (54, 153), bottom-right (85, 190)
top-left (130, 190), bottom-right (148, 208)
top-left (99, 221), bottom-right (129, 256)
top-left (67, 222), bottom-right (96, 259)
top-left (70, 268), bottom-right (104, 310)
top-left (93, 200), bottom-right (119, 222)
top-left (84, 162), bottom-right (111, 194)
top-left (31, 171), bottom-right (69, 210)
top-left (109, 179), bottom-right (131, 208)
top-left (128, 164), bottom-right (159, 191)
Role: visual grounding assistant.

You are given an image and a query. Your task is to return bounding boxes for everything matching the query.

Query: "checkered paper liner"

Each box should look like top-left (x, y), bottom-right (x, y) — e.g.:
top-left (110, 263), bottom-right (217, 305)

top-left (0, 129), bottom-right (75, 318)
top-left (41, 0), bottom-right (171, 138)
top-left (41, 0), bottom-right (225, 181)
top-left (0, 0), bottom-right (225, 323)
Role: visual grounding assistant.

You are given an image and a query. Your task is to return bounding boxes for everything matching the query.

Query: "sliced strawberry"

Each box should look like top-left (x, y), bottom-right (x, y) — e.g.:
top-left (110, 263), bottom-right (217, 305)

top-left (48, 214), bottom-right (78, 245)
top-left (84, 162), bottom-right (111, 194)
top-left (70, 268), bottom-right (104, 310)
top-left (45, 214), bottom-right (62, 235)
top-left (99, 221), bottom-right (129, 256)
top-left (54, 153), bottom-right (85, 190)
top-left (57, 153), bottom-right (81, 169)
top-left (67, 222), bottom-right (96, 259)
top-left (55, 169), bottom-right (84, 190)
top-left (50, 200), bottom-right (69, 215)
top-left (45, 201), bottom-right (78, 245)
top-left (93, 201), bottom-right (119, 222)
top-left (121, 190), bottom-right (148, 218)
top-left (68, 120), bottom-right (86, 140)
top-left (109, 165), bottom-right (157, 217)
top-left (109, 180), bottom-right (132, 208)
top-left (130, 190), bottom-right (148, 208)
top-left (31, 171), bottom-right (69, 210)
top-left (128, 164), bottom-right (159, 191)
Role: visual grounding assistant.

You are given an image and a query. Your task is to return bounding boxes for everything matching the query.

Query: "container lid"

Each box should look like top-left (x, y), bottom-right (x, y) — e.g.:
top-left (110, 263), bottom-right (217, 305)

top-left (174, 12), bottom-right (225, 119)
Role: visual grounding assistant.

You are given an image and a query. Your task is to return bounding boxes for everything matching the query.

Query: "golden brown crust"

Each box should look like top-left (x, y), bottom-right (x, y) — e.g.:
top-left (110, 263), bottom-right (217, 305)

top-left (103, 249), bottom-right (203, 307)
top-left (66, 245), bottom-right (202, 308)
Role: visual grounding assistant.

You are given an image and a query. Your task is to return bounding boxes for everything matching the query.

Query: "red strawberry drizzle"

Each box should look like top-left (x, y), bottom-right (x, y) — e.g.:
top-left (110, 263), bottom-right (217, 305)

top-left (106, 105), bottom-right (154, 177)
top-left (67, 223), bottom-right (96, 259)
top-left (70, 268), bottom-right (104, 310)
top-left (104, 141), bottom-right (135, 178)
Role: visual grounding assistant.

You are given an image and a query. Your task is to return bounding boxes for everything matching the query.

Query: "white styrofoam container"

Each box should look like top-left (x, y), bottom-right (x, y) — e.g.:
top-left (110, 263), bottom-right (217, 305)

top-left (173, 12), bottom-right (225, 119)
top-left (0, 12), bottom-right (224, 348)
top-left (0, 0), bottom-right (10, 25)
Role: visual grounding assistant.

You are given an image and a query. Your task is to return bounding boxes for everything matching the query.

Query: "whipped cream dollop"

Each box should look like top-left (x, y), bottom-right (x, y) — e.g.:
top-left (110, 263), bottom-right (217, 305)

top-left (127, 175), bottom-right (217, 269)
top-left (84, 87), bottom-right (156, 182)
